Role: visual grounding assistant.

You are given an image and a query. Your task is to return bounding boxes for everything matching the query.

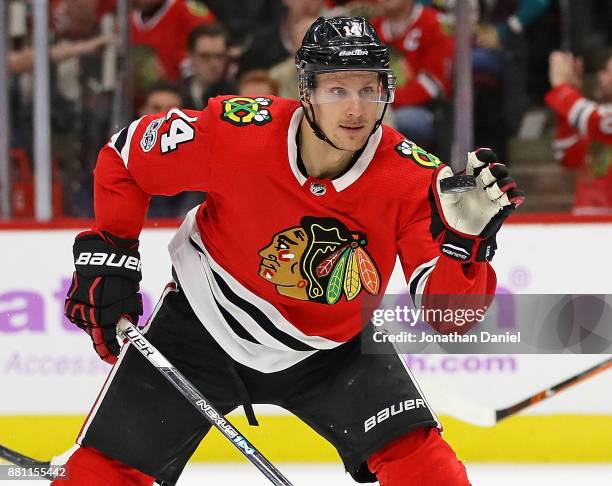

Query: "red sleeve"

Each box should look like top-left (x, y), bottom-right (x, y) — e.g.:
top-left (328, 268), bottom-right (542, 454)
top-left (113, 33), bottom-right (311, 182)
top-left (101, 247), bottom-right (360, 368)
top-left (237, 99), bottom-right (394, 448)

top-left (550, 113), bottom-right (589, 170)
top-left (393, 18), bottom-right (454, 107)
top-left (393, 80), bottom-right (432, 106)
top-left (92, 105), bottom-right (217, 239)
top-left (545, 84), bottom-right (612, 145)
top-left (397, 177), bottom-right (496, 334)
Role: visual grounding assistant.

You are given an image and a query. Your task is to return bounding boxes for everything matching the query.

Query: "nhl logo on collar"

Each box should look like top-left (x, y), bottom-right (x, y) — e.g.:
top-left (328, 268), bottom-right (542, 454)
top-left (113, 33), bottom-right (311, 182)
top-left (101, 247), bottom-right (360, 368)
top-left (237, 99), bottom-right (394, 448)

top-left (221, 97), bottom-right (272, 127)
top-left (395, 139), bottom-right (441, 169)
top-left (310, 182), bottom-right (327, 196)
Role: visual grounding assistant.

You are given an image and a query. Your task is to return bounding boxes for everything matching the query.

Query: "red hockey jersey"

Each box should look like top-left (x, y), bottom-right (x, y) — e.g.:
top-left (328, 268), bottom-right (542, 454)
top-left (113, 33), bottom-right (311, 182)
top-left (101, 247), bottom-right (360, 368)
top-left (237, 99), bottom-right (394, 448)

top-left (370, 5), bottom-right (454, 107)
top-left (130, 0), bottom-right (215, 81)
top-left (95, 95), bottom-right (495, 371)
top-left (546, 84), bottom-right (612, 214)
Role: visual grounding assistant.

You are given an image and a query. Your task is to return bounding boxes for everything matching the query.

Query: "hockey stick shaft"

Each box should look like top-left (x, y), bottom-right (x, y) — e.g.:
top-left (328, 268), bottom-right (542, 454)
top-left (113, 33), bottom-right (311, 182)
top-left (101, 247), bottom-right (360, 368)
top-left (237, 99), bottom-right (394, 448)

top-left (0, 444), bottom-right (54, 480)
top-left (495, 357), bottom-right (612, 422)
top-left (416, 357), bottom-right (612, 426)
top-left (117, 318), bottom-right (293, 486)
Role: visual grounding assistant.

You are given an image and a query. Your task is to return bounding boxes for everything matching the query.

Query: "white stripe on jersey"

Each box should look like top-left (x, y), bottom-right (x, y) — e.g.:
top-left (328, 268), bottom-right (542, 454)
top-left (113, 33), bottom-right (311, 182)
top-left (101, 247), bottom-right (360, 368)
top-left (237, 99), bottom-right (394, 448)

top-left (169, 208), bottom-right (343, 373)
top-left (552, 134), bottom-right (581, 161)
top-left (108, 117), bottom-right (145, 168)
top-left (552, 134), bottom-right (581, 150)
top-left (417, 72), bottom-right (442, 99)
top-left (568, 98), bottom-right (596, 136)
top-left (78, 283), bottom-right (177, 443)
top-left (120, 117), bottom-right (144, 168)
top-left (77, 341), bottom-right (131, 443)
top-left (577, 103), bottom-right (596, 136)
top-left (407, 256), bottom-right (438, 310)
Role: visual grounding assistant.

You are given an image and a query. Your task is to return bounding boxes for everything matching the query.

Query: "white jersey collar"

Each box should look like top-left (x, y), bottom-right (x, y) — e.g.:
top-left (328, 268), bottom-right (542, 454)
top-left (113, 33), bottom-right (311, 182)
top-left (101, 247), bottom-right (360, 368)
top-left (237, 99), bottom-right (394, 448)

top-left (286, 107), bottom-right (382, 192)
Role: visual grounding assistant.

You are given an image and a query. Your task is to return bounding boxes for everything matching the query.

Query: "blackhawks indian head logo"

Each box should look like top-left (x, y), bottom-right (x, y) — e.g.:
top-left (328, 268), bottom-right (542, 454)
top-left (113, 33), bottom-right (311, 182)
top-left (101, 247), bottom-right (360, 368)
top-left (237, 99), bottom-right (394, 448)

top-left (258, 217), bottom-right (380, 304)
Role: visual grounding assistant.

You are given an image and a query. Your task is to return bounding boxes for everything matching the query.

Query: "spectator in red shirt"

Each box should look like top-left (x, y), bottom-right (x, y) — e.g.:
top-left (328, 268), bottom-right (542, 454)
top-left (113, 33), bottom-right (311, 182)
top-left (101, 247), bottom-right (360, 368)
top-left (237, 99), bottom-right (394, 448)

top-left (370, 0), bottom-right (454, 150)
top-left (131, 0), bottom-right (215, 81)
top-left (546, 49), bottom-right (612, 214)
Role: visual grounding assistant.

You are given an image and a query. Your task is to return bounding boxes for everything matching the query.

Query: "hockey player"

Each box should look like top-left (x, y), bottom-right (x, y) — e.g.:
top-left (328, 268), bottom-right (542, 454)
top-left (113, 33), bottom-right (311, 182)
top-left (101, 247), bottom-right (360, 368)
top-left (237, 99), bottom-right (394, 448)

top-left (57, 16), bottom-right (524, 486)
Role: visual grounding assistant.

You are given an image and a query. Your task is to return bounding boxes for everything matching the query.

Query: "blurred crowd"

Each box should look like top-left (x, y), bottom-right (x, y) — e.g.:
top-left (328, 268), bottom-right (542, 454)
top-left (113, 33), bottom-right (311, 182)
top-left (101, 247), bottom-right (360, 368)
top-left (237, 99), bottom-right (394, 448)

top-left (3, 0), bottom-right (612, 218)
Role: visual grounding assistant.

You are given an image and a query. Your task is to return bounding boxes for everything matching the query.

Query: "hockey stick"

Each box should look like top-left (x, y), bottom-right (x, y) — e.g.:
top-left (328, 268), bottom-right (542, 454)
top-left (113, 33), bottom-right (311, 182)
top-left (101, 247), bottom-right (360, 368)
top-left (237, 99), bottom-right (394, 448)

top-left (116, 318), bottom-right (294, 486)
top-left (0, 444), bottom-right (55, 480)
top-left (416, 357), bottom-right (612, 427)
top-left (495, 356), bottom-right (612, 422)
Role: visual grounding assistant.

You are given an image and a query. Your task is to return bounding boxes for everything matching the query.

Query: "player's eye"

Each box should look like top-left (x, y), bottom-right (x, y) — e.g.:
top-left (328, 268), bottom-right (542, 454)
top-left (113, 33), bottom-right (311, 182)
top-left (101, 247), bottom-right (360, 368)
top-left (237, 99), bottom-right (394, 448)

top-left (359, 86), bottom-right (379, 101)
top-left (275, 240), bottom-right (289, 251)
top-left (329, 87), bottom-right (346, 98)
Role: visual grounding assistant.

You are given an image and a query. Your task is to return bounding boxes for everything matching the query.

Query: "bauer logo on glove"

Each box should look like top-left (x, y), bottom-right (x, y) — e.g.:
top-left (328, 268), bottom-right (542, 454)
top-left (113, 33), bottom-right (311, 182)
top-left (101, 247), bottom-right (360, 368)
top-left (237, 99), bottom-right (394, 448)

top-left (65, 231), bottom-right (143, 364)
top-left (429, 148), bottom-right (525, 263)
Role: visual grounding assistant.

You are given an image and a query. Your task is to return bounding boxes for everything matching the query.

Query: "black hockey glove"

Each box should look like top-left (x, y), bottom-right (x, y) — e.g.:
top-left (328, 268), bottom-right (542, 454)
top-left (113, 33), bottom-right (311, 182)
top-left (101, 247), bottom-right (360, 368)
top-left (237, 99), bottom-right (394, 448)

top-left (65, 230), bottom-right (143, 364)
top-left (429, 148), bottom-right (525, 263)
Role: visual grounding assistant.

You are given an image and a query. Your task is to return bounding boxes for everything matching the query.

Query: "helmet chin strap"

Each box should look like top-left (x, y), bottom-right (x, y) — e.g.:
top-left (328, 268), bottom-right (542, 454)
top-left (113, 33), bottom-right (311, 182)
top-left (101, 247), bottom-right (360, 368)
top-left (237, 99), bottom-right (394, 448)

top-left (301, 100), bottom-right (389, 153)
top-left (302, 100), bottom-right (344, 151)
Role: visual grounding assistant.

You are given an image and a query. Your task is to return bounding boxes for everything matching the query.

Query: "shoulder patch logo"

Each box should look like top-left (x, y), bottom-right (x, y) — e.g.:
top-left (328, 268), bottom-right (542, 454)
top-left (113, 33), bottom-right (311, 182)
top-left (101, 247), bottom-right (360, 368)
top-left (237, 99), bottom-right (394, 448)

top-left (395, 139), bottom-right (441, 169)
top-left (221, 97), bottom-right (272, 127)
top-left (140, 117), bottom-right (164, 152)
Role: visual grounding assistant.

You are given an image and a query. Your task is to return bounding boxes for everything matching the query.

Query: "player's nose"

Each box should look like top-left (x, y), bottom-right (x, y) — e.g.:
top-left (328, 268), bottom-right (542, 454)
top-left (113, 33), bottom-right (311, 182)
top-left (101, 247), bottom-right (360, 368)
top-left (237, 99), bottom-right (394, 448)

top-left (345, 94), bottom-right (365, 117)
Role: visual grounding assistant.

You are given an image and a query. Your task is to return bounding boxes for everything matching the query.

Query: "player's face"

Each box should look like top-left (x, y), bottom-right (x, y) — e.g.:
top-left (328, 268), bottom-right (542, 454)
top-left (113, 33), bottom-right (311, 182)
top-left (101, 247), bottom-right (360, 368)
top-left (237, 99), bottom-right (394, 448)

top-left (191, 35), bottom-right (228, 85)
top-left (312, 71), bottom-right (384, 151)
top-left (258, 228), bottom-right (307, 287)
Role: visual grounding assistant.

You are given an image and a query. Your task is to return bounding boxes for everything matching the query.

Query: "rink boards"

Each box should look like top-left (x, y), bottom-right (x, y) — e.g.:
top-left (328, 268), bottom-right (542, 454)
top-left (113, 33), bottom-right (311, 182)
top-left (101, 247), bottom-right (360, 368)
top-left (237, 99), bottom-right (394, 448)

top-left (1, 221), bottom-right (612, 461)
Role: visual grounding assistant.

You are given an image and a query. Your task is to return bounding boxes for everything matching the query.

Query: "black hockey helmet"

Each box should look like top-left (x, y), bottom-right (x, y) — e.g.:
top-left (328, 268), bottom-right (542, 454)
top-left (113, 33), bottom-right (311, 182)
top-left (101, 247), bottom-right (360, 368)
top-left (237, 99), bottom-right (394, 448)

top-left (296, 16), bottom-right (393, 74)
top-left (295, 17), bottom-right (396, 149)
